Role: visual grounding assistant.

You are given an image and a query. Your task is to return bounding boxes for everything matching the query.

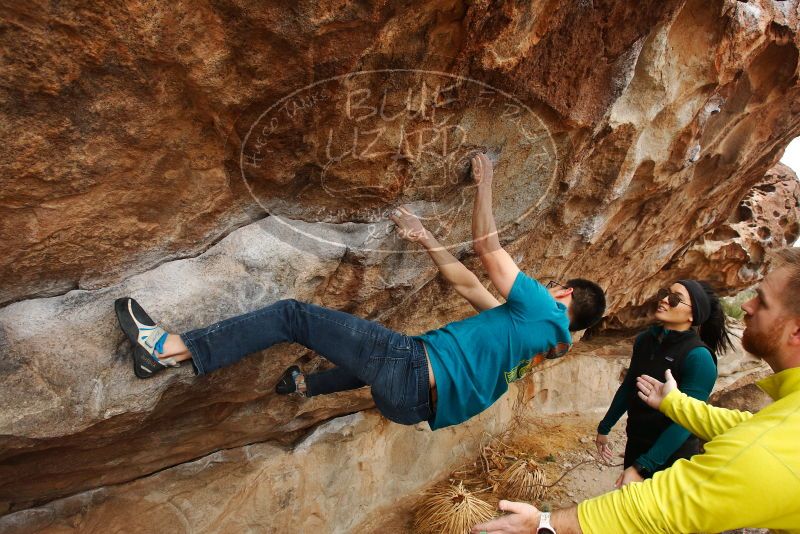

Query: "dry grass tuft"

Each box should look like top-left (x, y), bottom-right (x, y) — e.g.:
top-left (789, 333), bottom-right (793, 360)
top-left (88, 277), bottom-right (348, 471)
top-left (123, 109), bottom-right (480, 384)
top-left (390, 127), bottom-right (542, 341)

top-left (495, 458), bottom-right (548, 501)
top-left (478, 433), bottom-right (551, 502)
top-left (413, 481), bottom-right (496, 534)
top-left (410, 387), bottom-right (600, 532)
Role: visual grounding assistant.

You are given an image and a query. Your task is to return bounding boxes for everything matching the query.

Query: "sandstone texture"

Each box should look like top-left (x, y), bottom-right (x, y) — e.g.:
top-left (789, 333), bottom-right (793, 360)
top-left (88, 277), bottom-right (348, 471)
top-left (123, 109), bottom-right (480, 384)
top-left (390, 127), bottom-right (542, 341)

top-left (0, 409), bottom-right (515, 534)
top-left (2, 0), bottom-right (800, 531)
top-left (606, 164), bottom-right (800, 330)
top-left (2, 0), bottom-right (800, 308)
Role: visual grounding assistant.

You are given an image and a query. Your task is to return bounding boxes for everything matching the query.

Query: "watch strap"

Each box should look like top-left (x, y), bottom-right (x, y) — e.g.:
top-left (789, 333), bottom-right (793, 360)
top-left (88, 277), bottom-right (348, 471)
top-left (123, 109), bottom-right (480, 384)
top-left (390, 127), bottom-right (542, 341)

top-left (537, 511), bottom-right (556, 534)
top-left (633, 461), bottom-right (653, 478)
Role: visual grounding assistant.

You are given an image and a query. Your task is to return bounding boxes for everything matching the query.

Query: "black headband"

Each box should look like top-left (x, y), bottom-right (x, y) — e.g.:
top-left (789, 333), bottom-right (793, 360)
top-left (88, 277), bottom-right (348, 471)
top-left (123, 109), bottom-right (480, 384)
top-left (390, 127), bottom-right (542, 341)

top-left (677, 279), bottom-right (711, 325)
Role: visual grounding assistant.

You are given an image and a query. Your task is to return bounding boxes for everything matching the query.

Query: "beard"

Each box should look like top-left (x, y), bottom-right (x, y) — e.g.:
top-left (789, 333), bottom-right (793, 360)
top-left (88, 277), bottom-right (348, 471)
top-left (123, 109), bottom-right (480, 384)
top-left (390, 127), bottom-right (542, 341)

top-left (742, 317), bottom-right (787, 360)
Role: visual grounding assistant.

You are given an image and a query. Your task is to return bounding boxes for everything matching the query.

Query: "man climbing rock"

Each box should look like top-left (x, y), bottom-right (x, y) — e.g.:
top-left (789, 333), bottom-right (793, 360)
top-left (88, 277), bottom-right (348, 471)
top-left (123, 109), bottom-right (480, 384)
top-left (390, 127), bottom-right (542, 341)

top-left (115, 154), bottom-right (606, 430)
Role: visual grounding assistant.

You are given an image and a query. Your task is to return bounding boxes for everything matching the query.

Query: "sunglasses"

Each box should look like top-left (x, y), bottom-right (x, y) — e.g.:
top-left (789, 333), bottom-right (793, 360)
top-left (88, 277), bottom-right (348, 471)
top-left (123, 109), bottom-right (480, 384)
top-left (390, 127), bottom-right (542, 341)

top-left (546, 280), bottom-right (569, 291)
top-left (656, 288), bottom-right (692, 309)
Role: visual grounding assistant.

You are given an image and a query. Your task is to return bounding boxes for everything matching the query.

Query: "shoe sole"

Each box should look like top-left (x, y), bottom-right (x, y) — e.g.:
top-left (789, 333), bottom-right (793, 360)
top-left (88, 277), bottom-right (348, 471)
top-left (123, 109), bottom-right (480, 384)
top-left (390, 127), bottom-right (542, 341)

top-left (275, 365), bottom-right (302, 395)
top-left (114, 297), bottom-right (163, 379)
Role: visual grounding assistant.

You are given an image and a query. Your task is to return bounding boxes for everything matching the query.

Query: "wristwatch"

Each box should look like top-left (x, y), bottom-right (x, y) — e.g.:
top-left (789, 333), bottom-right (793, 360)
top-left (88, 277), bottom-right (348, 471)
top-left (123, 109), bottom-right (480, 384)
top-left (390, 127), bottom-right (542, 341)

top-left (537, 511), bottom-right (556, 534)
top-left (633, 461), bottom-right (653, 479)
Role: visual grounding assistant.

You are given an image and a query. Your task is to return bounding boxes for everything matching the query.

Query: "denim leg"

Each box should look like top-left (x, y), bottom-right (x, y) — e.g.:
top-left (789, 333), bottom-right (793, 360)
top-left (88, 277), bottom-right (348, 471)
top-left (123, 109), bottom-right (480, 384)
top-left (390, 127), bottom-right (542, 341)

top-left (180, 299), bottom-right (432, 425)
top-left (306, 367), bottom-right (367, 396)
top-left (181, 299), bottom-right (403, 378)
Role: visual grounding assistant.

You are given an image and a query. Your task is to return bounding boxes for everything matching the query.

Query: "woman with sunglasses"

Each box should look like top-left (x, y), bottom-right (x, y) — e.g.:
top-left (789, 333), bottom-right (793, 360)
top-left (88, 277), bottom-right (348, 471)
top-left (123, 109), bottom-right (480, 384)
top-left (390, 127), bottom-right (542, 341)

top-left (595, 280), bottom-right (733, 487)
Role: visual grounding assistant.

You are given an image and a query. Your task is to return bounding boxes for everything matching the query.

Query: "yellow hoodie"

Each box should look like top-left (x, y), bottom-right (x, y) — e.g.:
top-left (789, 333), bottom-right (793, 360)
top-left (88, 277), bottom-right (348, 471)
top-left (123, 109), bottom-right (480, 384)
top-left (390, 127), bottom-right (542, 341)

top-left (578, 367), bottom-right (800, 533)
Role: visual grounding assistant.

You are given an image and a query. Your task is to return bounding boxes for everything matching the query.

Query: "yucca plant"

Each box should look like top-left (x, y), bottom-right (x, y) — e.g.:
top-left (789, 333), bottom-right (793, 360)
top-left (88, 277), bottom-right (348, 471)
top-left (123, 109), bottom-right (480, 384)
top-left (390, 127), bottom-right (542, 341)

top-left (413, 482), bottom-right (496, 534)
top-left (496, 458), bottom-right (548, 501)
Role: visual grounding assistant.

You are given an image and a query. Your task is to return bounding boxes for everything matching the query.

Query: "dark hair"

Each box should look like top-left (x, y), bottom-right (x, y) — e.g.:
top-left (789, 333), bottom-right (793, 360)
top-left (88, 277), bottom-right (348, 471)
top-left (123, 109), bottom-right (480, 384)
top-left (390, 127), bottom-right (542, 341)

top-left (565, 278), bottom-right (606, 332)
top-left (696, 281), bottom-right (734, 357)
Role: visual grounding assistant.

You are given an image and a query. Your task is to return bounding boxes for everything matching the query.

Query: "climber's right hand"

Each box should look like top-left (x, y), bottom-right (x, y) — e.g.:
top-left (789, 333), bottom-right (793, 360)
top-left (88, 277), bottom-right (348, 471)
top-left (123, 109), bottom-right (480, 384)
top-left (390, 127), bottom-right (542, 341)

top-left (390, 205), bottom-right (431, 243)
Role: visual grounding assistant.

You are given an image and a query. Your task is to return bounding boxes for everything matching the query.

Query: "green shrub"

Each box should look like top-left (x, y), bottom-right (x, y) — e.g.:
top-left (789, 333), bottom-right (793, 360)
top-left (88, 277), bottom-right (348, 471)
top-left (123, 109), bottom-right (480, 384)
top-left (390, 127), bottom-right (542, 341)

top-left (721, 289), bottom-right (755, 320)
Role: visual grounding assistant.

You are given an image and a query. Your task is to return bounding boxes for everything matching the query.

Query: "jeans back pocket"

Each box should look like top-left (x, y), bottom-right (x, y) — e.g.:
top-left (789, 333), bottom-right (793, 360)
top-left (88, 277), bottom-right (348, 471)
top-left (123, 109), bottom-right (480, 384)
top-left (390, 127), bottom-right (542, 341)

top-left (388, 332), bottom-right (413, 351)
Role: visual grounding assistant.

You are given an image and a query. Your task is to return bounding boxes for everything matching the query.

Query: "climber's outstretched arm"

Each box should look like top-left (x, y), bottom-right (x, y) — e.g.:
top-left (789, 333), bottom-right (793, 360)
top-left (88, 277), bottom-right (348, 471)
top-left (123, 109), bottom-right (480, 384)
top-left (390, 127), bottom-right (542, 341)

top-left (471, 153), bottom-right (520, 299)
top-left (391, 207), bottom-right (500, 312)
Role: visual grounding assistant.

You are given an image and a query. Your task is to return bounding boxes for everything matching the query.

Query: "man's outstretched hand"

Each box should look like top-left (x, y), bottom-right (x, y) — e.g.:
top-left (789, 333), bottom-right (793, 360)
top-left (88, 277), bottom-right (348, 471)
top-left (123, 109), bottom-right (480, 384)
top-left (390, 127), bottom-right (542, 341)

top-left (390, 205), bottom-right (431, 243)
top-left (636, 369), bottom-right (678, 410)
top-left (471, 153), bottom-right (493, 186)
top-left (470, 500), bottom-right (540, 534)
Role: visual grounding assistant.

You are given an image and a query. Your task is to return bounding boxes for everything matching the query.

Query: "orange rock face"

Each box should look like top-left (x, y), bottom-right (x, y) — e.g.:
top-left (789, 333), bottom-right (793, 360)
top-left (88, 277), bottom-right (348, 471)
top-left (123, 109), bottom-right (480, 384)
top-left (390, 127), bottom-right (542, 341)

top-left (1, 0), bottom-right (799, 529)
top-left (605, 163), bottom-right (800, 330)
top-left (2, 0), bottom-right (798, 306)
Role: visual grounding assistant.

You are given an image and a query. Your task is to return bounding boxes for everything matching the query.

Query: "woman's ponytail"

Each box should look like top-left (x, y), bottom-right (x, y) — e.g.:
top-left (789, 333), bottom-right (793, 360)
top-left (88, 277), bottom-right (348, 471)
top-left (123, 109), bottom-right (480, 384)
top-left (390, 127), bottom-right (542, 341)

top-left (697, 281), bottom-right (734, 357)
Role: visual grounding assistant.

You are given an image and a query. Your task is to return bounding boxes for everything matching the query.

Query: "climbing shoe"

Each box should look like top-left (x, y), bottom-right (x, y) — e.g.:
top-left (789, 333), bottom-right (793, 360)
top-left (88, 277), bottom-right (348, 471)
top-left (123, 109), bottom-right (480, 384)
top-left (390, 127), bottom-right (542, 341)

top-left (275, 365), bottom-right (306, 396)
top-left (115, 297), bottom-right (179, 379)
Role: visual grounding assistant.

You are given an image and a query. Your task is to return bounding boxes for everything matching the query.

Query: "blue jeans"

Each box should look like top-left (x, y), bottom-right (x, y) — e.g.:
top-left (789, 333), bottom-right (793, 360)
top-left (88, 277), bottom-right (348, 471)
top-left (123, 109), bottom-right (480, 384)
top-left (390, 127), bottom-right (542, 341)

top-left (180, 299), bottom-right (433, 425)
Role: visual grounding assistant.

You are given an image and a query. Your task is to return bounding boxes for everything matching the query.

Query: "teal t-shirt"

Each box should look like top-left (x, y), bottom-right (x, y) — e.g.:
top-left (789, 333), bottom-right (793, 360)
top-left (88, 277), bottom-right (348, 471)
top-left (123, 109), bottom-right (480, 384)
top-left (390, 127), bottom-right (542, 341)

top-left (417, 271), bottom-right (572, 430)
